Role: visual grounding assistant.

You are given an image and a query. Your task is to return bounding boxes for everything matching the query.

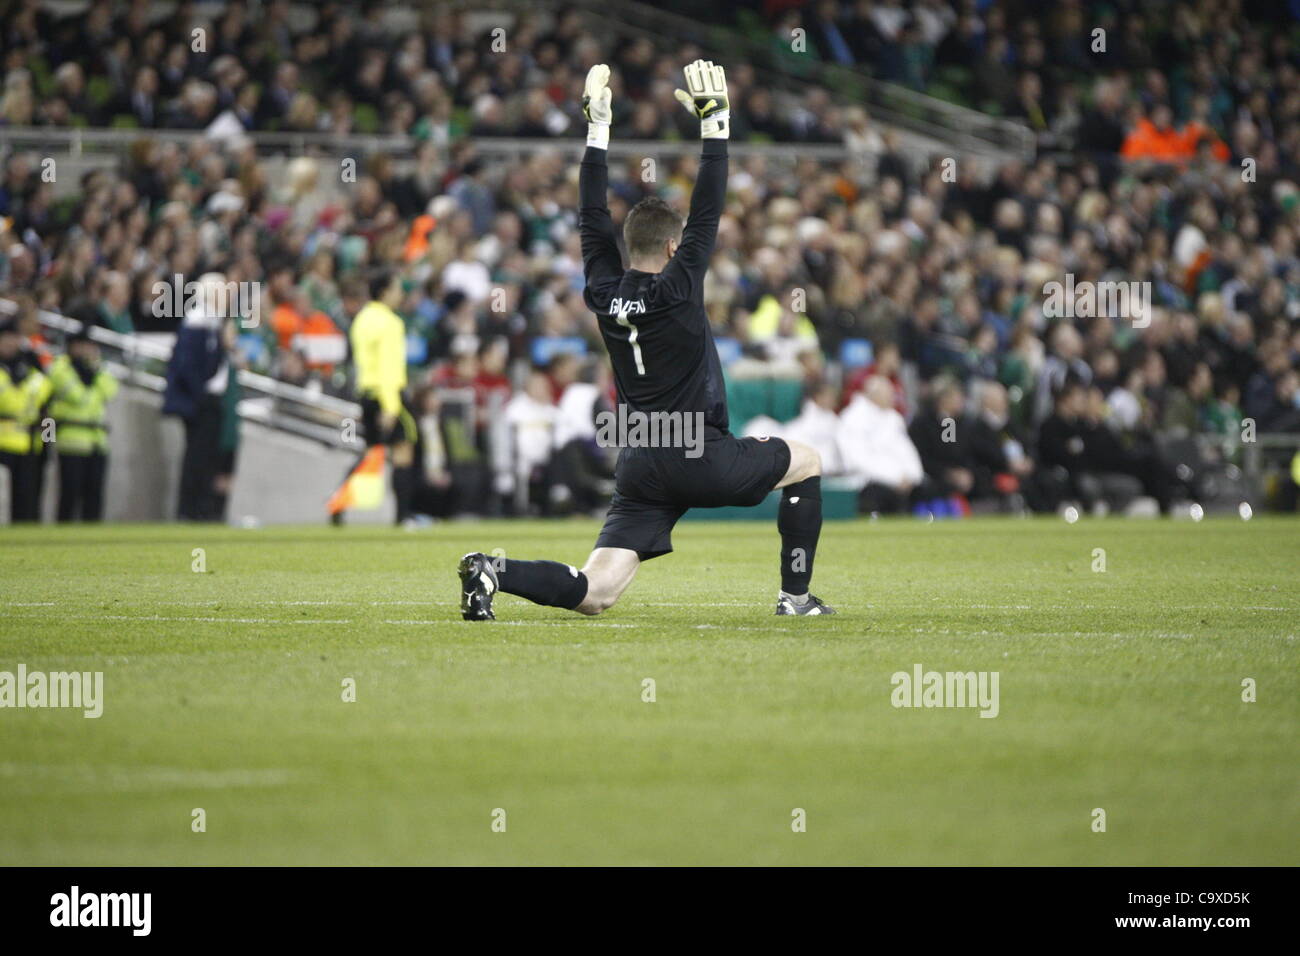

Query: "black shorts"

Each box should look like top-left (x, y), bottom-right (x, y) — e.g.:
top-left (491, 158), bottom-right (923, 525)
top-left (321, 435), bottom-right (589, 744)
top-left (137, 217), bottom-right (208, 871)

top-left (595, 434), bottom-right (791, 559)
top-left (360, 394), bottom-right (418, 446)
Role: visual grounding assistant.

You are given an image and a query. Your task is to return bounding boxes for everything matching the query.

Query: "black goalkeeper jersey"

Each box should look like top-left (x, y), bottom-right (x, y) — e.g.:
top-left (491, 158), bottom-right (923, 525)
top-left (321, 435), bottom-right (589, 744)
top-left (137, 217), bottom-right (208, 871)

top-left (578, 140), bottom-right (730, 435)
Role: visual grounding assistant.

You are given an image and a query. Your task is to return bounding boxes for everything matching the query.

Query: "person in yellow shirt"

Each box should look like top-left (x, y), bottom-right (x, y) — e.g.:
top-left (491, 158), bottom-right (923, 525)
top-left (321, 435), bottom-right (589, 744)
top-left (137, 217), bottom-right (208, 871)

top-left (346, 271), bottom-right (417, 523)
top-left (48, 326), bottom-right (119, 521)
top-left (0, 318), bottom-right (52, 522)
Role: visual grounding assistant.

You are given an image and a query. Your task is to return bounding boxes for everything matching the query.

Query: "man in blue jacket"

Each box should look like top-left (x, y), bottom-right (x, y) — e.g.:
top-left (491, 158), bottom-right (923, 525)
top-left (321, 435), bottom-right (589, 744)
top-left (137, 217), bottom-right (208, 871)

top-left (163, 275), bottom-right (232, 521)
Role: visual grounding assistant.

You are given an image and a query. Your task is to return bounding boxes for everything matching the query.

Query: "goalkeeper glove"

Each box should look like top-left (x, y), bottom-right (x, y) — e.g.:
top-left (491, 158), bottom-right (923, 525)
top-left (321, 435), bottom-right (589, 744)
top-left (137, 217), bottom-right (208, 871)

top-left (673, 58), bottom-right (729, 140)
top-left (582, 63), bottom-right (612, 149)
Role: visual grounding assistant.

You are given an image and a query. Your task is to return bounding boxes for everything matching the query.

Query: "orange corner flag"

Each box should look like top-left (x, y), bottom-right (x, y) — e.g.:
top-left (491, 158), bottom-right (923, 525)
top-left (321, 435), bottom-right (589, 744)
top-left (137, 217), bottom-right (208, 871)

top-left (327, 445), bottom-right (387, 514)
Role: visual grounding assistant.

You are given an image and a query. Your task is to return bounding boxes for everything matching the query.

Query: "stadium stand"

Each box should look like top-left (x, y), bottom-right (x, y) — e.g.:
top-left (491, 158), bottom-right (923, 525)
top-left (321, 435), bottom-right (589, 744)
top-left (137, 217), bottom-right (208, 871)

top-left (0, 0), bottom-right (1297, 523)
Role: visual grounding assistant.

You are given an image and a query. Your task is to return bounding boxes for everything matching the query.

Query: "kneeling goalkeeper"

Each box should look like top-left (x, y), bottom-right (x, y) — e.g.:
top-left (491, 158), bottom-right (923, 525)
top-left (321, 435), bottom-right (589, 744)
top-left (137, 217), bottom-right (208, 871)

top-left (460, 60), bottom-right (834, 619)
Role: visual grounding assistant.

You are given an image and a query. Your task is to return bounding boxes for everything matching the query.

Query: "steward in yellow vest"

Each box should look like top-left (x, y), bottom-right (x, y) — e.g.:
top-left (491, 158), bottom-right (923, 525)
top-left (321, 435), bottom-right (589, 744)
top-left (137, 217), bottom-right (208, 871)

top-left (48, 326), bottom-right (118, 521)
top-left (0, 317), bottom-right (52, 522)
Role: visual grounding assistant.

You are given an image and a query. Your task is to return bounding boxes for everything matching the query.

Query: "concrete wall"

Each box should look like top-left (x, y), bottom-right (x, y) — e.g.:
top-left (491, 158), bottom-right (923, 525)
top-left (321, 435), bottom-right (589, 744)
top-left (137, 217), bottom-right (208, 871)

top-left (225, 416), bottom-right (393, 527)
top-left (38, 382), bottom-right (392, 525)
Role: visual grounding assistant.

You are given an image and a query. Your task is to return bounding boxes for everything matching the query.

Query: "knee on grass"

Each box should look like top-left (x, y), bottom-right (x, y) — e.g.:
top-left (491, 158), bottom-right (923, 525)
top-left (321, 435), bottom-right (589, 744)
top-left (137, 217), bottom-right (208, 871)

top-left (574, 547), bottom-right (639, 616)
top-left (575, 569), bottom-right (627, 615)
top-left (576, 588), bottom-right (619, 616)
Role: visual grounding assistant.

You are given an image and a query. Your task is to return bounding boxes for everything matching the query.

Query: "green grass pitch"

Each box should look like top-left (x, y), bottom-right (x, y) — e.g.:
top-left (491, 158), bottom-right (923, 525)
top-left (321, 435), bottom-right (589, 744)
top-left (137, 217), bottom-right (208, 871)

top-left (1, 516), bottom-right (1296, 866)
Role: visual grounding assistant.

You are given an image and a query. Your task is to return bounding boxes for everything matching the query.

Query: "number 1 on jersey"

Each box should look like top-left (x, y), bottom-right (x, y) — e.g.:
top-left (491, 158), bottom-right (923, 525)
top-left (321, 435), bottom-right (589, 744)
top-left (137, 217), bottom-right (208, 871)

top-left (614, 305), bottom-right (645, 375)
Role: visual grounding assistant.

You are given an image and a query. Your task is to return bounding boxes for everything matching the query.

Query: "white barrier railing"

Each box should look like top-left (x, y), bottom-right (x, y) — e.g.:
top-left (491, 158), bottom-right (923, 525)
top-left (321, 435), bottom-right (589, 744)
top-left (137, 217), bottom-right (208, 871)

top-left (0, 297), bottom-right (361, 448)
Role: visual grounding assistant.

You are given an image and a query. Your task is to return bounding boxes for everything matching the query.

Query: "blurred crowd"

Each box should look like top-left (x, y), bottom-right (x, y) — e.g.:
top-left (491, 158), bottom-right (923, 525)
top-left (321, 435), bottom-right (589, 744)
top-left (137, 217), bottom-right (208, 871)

top-left (776, 0), bottom-right (1300, 160)
top-left (0, 0), bottom-right (845, 143)
top-left (1, 0), bottom-right (1298, 521)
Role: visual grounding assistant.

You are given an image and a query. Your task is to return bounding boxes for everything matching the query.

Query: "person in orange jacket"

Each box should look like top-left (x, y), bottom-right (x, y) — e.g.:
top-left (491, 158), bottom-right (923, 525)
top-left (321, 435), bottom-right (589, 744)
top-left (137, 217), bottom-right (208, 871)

top-left (271, 286), bottom-right (345, 374)
top-left (1121, 104), bottom-right (1228, 164)
top-left (1120, 105), bottom-right (1193, 162)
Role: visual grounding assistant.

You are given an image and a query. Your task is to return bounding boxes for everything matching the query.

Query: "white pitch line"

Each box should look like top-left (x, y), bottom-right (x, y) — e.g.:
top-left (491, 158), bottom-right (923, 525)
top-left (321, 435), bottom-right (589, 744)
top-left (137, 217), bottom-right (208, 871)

top-left (0, 762), bottom-right (298, 792)
top-left (694, 624), bottom-right (794, 632)
top-left (8, 599), bottom-right (1293, 612)
top-left (98, 615), bottom-right (355, 625)
top-left (4, 600), bottom-right (453, 609)
top-left (386, 618), bottom-right (799, 632)
top-left (385, 619), bottom-right (643, 629)
top-left (634, 602), bottom-right (762, 607)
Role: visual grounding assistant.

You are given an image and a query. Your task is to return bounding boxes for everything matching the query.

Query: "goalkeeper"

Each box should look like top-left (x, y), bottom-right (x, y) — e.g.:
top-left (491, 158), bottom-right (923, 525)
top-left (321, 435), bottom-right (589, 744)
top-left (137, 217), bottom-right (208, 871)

top-left (458, 60), bottom-right (834, 619)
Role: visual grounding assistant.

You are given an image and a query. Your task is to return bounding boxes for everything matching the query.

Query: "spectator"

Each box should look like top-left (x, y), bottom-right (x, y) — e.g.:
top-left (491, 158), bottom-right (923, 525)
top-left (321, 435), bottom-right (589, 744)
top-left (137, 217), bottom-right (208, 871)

top-left (550, 367), bottom-right (615, 515)
top-left (1037, 377), bottom-right (1102, 511)
top-left (783, 382), bottom-right (843, 475)
top-left (411, 383), bottom-right (454, 521)
top-left (503, 370), bottom-right (559, 514)
top-left (1036, 323), bottom-right (1092, 424)
top-left (909, 379), bottom-right (976, 503)
top-left (1120, 105), bottom-right (1194, 163)
top-left (967, 381), bottom-right (1048, 511)
top-left (838, 375), bottom-right (923, 513)
top-left (77, 271), bottom-right (134, 336)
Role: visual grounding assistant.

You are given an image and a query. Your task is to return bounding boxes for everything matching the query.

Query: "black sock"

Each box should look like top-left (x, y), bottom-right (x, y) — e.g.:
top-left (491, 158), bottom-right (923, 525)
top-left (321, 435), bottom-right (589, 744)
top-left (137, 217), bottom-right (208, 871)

top-left (392, 465), bottom-right (417, 523)
top-left (497, 559), bottom-right (589, 610)
top-left (779, 476), bottom-right (822, 595)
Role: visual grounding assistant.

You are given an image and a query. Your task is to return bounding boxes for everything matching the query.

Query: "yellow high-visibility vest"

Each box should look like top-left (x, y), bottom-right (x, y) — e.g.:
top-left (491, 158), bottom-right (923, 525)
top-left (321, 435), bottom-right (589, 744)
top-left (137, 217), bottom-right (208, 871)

top-left (47, 356), bottom-right (119, 455)
top-left (0, 364), bottom-right (52, 455)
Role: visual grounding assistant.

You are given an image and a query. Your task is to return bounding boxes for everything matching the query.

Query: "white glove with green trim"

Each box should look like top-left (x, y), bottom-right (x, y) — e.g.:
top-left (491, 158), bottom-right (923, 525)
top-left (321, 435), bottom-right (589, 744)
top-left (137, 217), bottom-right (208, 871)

top-left (673, 58), bottom-right (729, 140)
top-left (582, 63), bottom-right (612, 149)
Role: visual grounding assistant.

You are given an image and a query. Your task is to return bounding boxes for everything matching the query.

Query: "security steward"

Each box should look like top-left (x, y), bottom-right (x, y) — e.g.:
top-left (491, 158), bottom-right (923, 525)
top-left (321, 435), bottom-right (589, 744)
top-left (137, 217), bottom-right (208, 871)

top-left (48, 324), bottom-right (119, 521)
top-left (0, 317), bottom-right (52, 522)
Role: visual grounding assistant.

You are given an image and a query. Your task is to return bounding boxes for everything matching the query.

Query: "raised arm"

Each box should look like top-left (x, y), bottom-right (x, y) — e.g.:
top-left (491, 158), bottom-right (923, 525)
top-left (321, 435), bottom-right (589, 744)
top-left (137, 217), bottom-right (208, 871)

top-left (664, 60), bottom-right (731, 291)
top-left (671, 140), bottom-right (728, 279)
top-left (578, 64), bottom-right (623, 283)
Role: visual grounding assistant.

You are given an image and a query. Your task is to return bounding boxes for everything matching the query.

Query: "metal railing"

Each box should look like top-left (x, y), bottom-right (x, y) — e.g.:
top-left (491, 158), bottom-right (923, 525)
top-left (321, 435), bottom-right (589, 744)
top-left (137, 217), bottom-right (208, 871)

top-left (0, 297), bottom-right (360, 448)
top-left (0, 125), bottom-right (414, 161)
top-left (2, 126), bottom-right (932, 191)
top-left (0, 123), bottom-right (879, 164)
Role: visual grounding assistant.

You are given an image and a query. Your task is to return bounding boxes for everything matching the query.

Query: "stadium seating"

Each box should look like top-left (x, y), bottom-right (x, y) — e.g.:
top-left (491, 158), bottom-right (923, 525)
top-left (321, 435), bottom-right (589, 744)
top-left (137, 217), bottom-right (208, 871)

top-left (0, 0), bottom-right (1296, 522)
